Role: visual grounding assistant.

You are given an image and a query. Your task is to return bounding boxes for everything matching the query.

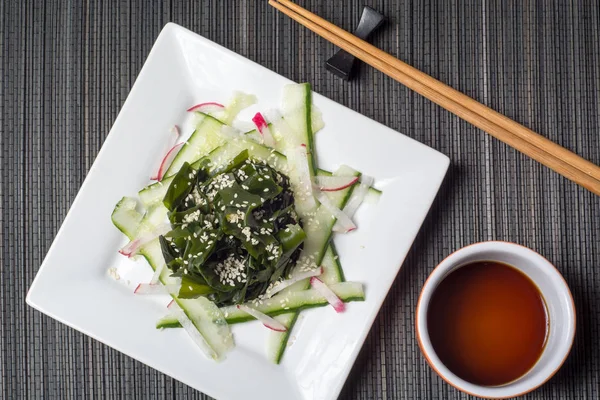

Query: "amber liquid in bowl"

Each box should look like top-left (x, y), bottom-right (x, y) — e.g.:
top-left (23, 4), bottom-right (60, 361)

top-left (427, 261), bottom-right (548, 386)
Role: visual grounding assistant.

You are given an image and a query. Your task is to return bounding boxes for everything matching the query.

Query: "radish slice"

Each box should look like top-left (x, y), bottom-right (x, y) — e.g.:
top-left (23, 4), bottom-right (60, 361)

top-left (150, 262), bottom-right (164, 284)
top-left (151, 126), bottom-right (181, 180)
top-left (168, 125), bottom-right (181, 146)
top-left (314, 175), bottom-right (359, 192)
top-left (134, 283), bottom-right (181, 295)
top-left (151, 142), bottom-right (184, 181)
top-left (252, 112), bottom-right (275, 147)
top-left (310, 277), bottom-right (346, 313)
top-left (236, 305), bottom-right (288, 332)
top-left (316, 191), bottom-right (356, 233)
top-left (288, 144), bottom-right (317, 209)
top-left (333, 175), bottom-right (374, 233)
top-left (118, 240), bottom-right (140, 257)
top-left (266, 267), bottom-right (323, 298)
top-left (186, 102), bottom-right (225, 113)
top-left (167, 301), bottom-right (219, 359)
top-left (118, 223), bottom-right (171, 257)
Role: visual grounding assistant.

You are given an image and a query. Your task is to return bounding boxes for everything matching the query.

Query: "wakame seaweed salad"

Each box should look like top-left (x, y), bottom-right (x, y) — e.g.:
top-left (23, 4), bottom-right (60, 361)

top-left (159, 150), bottom-right (306, 307)
top-left (110, 85), bottom-right (375, 364)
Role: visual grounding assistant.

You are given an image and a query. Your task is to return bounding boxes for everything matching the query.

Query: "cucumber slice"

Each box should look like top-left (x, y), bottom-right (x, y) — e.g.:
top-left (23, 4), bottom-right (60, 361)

top-left (115, 201), bottom-right (170, 259)
top-left (139, 139), bottom-right (287, 207)
top-left (268, 86), bottom-right (358, 363)
top-left (111, 197), bottom-right (143, 239)
top-left (135, 203), bottom-right (168, 239)
top-left (267, 313), bottom-right (298, 364)
top-left (111, 203), bottom-right (233, 359)
top-left (222, 91), bottom-right (257, 124)
top-left (172, 93), bottom-right (256, 172)
top-left (267, 165), bottom-right (358, 363)
top-left (311, 106), bottom-right (324, 134)
top-left (321, 165), bottom-right (361, 214)
top-left (155, 275), bottom-right (363, 330)
top-left (297, 166), bottom-right (359, 268)
top-left (139, 240), bottom-right (233, 358)
top-left (165, 114), bottom-right (225, 177)
top-left (138, 238), bottom-right (179, 285)
top-left (320, 243), bottom-right (344, 285)
top-left (319, 168), bottom-right (382, 201)
top-left (175, 297), bottom-right (234, 360)
top-left (156, 314), bottom-right (180, 329)
top-left (267, 242), bottom-right (343, 364)
top-left (139, 136), bottom-right (380, 208)
top-left (282, 83), bottom-right (315, 174)
top-left (155, 242), bottom-right (346, 332)
top-left (220, 282), bottom-right (364, 324)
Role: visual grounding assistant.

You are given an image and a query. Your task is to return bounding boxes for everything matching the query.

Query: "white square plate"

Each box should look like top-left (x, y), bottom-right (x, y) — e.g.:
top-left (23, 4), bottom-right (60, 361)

top-left (27, 23), bottom-right (449, 400)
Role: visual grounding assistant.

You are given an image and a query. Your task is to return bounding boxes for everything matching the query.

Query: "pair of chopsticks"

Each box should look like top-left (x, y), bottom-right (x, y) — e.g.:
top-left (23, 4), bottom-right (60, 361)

top-left (269, 0), bottom-right (600, 197)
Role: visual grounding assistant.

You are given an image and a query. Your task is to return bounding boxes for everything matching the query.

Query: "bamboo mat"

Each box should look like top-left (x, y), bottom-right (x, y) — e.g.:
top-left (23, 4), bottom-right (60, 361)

top-left (1, 1), bottom-right (599, 399)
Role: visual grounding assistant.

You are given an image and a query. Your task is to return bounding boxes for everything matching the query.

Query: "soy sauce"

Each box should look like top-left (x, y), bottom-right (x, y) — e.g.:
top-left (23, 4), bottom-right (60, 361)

top-left (427, 261), bottom-right (548, 386)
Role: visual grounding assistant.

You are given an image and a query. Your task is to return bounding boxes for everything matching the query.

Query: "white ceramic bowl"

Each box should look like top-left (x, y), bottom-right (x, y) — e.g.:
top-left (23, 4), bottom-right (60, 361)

top-left (416, 241), bottom-right (576, 398)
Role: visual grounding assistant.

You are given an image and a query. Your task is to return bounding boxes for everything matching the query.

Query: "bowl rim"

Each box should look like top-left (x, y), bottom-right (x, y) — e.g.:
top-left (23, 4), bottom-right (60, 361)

top-left (415, 240), bottom-right (576, 399)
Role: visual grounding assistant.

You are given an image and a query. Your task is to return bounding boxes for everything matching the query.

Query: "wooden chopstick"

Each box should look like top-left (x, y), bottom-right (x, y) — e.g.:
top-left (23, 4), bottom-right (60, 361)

top-left (269, 0), bottom-right (600, 196)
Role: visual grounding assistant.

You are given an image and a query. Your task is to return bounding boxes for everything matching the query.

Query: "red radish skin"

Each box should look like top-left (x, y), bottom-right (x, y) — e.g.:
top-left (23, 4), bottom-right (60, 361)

top-left (251, 112), bottom-right (275, 147)
top-left (301, 144), bottom-right (314, 158)
top-left (119, 224), bottom-right (171, 257)
top-left (252, 112), bottom-right (268, 130)
top-left (310, 277), bottom-right (346, 313)
top-left (236, 305), bottom-right (288, 332)
top-left (263, 324), bottom-right (286, 332)
top-left (152, 142), bottom-right (184, 181)
top-left (333, 175), bottom-right (375, 233)
top-left (118, 239), bottom-right (140, 257)
top-left (171, 125), bottom-right (181, 139)
top-left (134, 283), bottom-right (180, 295)
top-left (315, 176), bottom-right (359, 192)
top-left (151, 126), bottom-right (182, 180)
top-left (186, 102), bottom-right (225, 113)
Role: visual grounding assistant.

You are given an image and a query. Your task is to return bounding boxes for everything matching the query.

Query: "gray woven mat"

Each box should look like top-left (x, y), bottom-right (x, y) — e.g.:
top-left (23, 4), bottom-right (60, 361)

top-left (2, 1), bottom-right (599, 399)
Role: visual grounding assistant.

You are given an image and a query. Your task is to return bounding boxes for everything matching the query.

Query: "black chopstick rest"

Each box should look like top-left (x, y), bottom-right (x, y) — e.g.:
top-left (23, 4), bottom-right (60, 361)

top-left (325, 6), bottom-right (386, 80)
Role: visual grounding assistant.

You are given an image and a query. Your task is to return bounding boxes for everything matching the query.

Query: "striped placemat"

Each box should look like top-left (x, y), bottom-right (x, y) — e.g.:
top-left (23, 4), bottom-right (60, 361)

top-left (1, 1), bottom-right (598, 398)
